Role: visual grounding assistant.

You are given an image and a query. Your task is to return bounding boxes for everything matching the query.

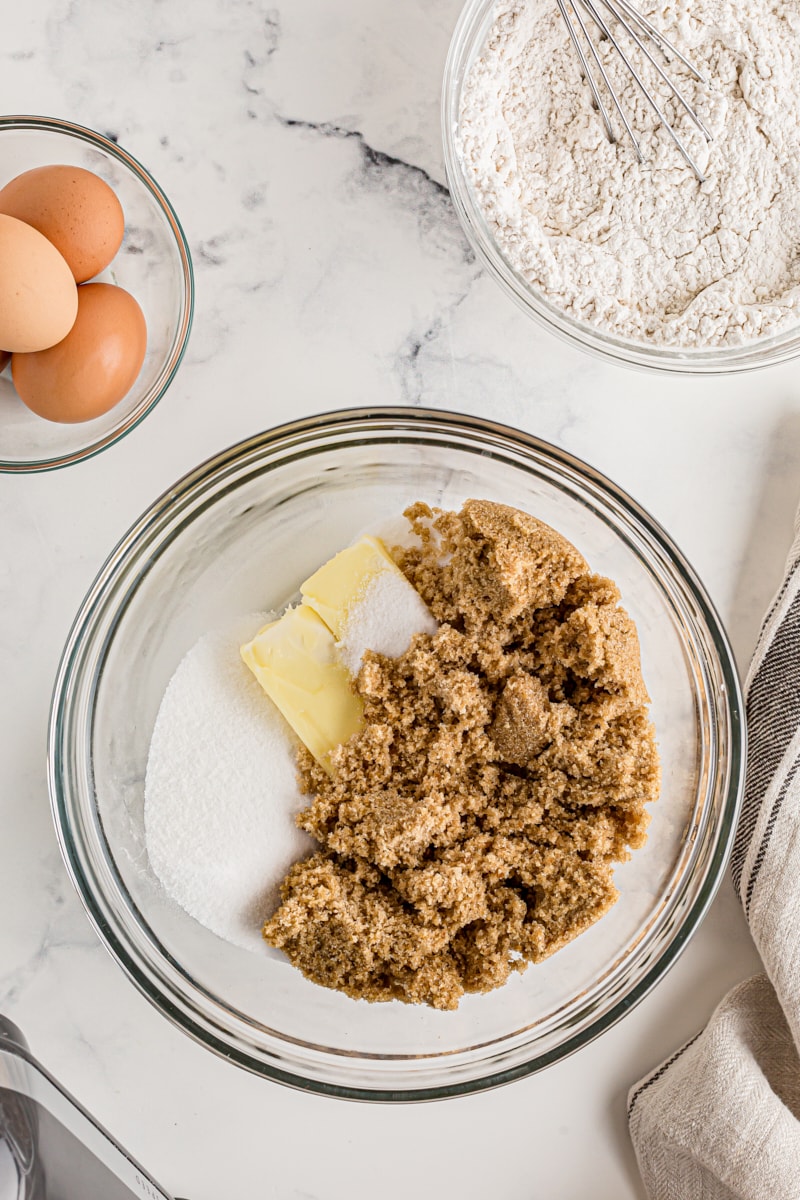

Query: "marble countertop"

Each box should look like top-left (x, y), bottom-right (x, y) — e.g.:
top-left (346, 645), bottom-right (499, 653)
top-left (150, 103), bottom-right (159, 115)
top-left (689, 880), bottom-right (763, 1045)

top-left (0, 0), bottom-right (791, 1196)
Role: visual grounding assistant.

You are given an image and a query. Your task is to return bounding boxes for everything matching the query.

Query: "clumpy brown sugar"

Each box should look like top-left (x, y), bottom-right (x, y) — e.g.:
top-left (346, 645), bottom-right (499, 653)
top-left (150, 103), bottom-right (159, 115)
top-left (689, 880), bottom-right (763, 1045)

top-left (263, 500), bottom-right (660, 1010)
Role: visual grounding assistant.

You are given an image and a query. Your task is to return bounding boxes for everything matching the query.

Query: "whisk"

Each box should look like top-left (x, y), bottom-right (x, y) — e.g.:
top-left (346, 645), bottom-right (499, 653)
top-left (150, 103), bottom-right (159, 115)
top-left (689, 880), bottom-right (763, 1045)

top-left (555, 0), bottom-right (711, 180)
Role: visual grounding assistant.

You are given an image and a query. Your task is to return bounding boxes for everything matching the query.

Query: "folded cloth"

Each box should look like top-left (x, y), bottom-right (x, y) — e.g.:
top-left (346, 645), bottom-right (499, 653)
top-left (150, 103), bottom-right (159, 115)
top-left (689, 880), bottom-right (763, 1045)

top-left (628, 511), bottom-right (800, 1199)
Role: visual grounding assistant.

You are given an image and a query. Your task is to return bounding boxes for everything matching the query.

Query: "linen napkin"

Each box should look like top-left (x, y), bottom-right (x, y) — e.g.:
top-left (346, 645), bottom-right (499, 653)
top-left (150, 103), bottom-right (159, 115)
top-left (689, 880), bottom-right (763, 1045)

top-left (628, 509), bottom-right (800, 1198)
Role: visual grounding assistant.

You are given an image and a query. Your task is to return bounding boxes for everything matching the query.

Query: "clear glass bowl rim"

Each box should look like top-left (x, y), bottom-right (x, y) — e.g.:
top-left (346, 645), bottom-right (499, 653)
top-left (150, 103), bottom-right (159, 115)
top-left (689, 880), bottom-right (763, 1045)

top-left (441, 2), bottom-right (800, 376)
top-left (49, 406), bottom-right (746, 1101)
top-left (0, 113), bottom-right (195, 473)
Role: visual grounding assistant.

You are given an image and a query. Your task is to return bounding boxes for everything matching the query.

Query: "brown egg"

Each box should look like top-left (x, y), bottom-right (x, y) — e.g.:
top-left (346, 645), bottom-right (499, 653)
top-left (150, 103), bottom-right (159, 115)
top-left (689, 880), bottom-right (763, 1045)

top-left (12, 283), bottom-right (147, 423)
top-left (0, 350), bottom-right (10, 373)
top-left (0, 165), bottom-right (125, 283)
top-left (0, 214), bottom-right (78, 351)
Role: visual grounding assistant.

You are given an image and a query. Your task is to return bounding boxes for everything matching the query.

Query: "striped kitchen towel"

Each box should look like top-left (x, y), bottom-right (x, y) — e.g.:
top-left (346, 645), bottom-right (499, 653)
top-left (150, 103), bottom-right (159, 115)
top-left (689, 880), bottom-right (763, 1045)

top-left (628, 508), bottom-right (800, 1199)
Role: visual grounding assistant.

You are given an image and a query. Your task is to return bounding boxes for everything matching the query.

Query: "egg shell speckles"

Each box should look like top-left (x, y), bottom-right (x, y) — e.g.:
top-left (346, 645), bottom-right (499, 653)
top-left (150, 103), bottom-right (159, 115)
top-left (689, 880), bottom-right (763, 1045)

top-left (0, 164), bottom-right (125, 284)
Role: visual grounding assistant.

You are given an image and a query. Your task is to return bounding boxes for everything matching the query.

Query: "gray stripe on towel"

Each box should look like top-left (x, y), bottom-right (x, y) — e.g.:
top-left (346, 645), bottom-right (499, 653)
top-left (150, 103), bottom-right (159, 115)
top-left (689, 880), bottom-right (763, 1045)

top-left (731, 585), bottom-right (800, 900)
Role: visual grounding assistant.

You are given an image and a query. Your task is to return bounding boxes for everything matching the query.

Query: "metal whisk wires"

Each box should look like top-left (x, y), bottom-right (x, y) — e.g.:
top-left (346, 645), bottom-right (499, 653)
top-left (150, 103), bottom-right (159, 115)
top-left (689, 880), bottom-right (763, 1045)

top-left (556, 0), bottom-right (711, 180)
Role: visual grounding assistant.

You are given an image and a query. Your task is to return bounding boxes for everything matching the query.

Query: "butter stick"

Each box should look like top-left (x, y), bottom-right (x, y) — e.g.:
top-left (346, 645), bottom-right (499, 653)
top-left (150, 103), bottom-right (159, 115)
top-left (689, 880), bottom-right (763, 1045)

top-left (240, 605), bottom-right (363, 774)
top-left (300, 535), bottom-right (400, 638)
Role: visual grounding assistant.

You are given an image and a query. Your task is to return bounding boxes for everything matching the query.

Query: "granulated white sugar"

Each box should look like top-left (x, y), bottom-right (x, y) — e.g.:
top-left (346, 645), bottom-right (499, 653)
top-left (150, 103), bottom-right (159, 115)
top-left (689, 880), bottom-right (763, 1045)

top-left (144, 612), bottom-right (313, 952)
top-left (337, 569), bottom-right (438, 675)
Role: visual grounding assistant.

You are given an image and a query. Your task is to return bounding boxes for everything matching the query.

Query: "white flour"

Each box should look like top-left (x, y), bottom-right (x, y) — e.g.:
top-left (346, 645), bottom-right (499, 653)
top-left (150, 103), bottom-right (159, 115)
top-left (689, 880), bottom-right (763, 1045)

top-left (144, 613), bottom-right (313, 952)
top-left (458, 0), bottom-right (800, 347)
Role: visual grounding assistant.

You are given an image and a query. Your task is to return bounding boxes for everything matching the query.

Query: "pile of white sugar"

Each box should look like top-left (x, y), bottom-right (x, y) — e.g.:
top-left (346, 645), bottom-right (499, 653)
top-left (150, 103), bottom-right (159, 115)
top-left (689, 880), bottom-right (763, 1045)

top-left (144, 613), bottom-right (313, 952)
top-left (458, 0), bottom-right (800, 347)
top-left (336, 569), bottom-right (438, 675)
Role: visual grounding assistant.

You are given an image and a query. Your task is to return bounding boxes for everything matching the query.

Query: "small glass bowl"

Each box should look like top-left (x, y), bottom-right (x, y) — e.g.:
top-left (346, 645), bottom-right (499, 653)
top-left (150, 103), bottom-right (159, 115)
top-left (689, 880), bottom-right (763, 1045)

top-left (442, 0), bottom-right (800, 374)
top-left (50, 408), bottom-right (744, 1100)
top-left (0, 115), bottom-right (193, 472)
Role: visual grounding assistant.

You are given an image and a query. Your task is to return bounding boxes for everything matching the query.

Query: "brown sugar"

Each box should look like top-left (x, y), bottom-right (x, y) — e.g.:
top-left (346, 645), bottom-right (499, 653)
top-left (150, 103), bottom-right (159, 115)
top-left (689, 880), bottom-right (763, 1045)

top-left (263, 500), bottom-right (660, 1010)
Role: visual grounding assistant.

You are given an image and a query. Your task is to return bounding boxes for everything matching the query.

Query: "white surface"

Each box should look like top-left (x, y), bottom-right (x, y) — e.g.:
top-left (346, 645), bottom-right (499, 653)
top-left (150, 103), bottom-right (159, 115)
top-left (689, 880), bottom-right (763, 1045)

top-left (0, 1140), bottom-right (19, 1200)
top-left (0, 1), bottom-right (786, 1197)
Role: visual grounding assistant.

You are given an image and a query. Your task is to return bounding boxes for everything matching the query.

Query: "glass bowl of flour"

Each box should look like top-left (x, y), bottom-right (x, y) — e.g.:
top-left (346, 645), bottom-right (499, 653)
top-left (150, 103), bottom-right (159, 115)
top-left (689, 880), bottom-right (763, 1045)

top-left (49, 408), bottom-right (743, 1099)
top-left (443, 0), bottom-right (800, 373)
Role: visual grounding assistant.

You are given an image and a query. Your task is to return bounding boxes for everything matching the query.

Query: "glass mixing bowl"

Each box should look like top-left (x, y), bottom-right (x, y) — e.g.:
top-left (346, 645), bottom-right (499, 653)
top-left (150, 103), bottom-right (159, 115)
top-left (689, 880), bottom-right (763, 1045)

top-left (0, 115), bottom-right (194, 472)
top-left (50, 409), bottom-right (744, 1100)
top-left (442, 0), bottom-right (800, 375)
